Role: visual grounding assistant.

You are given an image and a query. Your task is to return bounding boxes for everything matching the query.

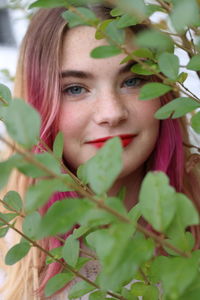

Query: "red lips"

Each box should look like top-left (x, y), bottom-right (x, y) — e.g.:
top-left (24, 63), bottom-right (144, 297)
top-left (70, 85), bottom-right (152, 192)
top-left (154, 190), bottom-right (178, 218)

top-left (86, 134), bottom-right (135, 149)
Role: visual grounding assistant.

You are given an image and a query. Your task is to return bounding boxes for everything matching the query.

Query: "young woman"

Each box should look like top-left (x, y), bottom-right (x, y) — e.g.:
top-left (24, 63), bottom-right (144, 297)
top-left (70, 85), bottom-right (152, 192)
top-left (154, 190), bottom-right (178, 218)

top-left (1, 4), bottom-right (200, 300)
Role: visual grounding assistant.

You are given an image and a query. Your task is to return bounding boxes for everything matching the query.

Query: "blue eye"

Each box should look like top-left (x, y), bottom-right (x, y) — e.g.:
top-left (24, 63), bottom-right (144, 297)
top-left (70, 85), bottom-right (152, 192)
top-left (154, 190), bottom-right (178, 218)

top-left (124, 77), bottom-right (142, 87)
top-left (64, 85), bottom-right (86, 95)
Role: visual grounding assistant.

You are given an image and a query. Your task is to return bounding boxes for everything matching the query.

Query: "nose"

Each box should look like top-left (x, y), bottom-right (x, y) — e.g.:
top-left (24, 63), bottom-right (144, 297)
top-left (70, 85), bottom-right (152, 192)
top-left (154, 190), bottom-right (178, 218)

top-left (93, 90), bottom-right (129, 127)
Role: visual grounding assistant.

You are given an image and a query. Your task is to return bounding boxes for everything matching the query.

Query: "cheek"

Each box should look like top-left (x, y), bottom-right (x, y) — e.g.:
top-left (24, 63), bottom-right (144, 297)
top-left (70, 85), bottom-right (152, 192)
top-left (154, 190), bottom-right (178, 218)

top-left (134, 98), bottom-right (160, 127)
top-left (58, 103), bottom-right (82, 136)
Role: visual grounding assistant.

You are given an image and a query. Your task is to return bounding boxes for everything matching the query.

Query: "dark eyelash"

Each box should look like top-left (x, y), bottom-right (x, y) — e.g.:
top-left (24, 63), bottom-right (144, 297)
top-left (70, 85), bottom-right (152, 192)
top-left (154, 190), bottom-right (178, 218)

top-left (61, 85), bottom-right (86, 95)
top-left (123, 76), bottom-right (148, 87)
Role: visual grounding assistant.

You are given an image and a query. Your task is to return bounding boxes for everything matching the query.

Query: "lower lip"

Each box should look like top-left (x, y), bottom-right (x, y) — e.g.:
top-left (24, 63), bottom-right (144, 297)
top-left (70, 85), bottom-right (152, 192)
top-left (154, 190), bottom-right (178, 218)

top-left (89, 137), bottom-right (134, 149)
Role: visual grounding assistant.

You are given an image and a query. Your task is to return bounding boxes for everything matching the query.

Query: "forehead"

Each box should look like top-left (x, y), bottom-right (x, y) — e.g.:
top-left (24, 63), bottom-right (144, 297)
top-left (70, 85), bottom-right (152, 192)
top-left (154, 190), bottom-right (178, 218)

top-left (61, 26), bottom-right (135, 71)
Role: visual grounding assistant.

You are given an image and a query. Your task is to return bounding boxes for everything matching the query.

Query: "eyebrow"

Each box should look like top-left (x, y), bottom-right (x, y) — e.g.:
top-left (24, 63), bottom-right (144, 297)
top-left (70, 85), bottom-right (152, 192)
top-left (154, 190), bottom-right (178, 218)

top-left (60, 60), bottom-right (137, 79)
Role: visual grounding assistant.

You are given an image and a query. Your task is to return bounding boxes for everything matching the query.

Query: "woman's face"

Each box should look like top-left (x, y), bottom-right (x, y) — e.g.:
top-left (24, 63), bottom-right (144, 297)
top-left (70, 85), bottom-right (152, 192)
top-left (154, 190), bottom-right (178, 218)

top-left (59, 26), bottom-right (160, 179)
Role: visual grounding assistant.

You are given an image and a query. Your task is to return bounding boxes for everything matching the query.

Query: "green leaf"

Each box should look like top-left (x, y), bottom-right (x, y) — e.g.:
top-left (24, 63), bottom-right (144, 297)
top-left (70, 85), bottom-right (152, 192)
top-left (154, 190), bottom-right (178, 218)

top-left (29, 0), bottom-right (67, 8)
top-left (73, 225), bottom-right (91, 238)
top-left (143, 285), bottom-right (159, 300)
top-left (30, 0), bottom-right (99, 8)
top-left (191, 111), bottom-right (200, 133)
top-left (76, 257), bottom-right (91, 270)
top-left (170, 0), bottom-right (200, 33)
top-left (46, 246), bottom-right (63, 264)
top-left (62, 235), bottom-right (80, 267)
top-left (110, 8), bottom-right (124, 17)
top-left (128, 203), bottom-right (141, 225)
top-left (79, 206), bottom-right (114, 228)
top-left (17, 152), bottom-right (60, 178)
top-left (53, 131), bottom-right (64, 158)
top-left (105, 223), bottom-right (136, 269)
top-left (164, 232), bottom-right (195, 256)
top-left (77, 164), bottom-right (89, 185)
top-left (4, 98), bottom-right (41, 149)
top-left (89, 291), bottom-right (107, 300)
top-left (105, 20), bottom-right (125, 45)
top-left (68, 280), bottom-right (95, 299)
top-left (3, 191), bottom-right (22, 212)
top-left (80, 137), bottom-right (122, 194)
top-left (87, 223), bottom-right (135, 273)
top-left (22, 212), bottom-right (41, 239)
top-left (154, 255), bottom-right (199, 298)
top-left (37, 198), bottom-right (92, 238)
top-left (122, 287), bottom-right (138, 300)
top-left (106, 196), bottom-right (128, 217)
top-left (97, 232), bottom-right (155, 291)
top-left (187, 55), bottom-right (200, 71)
top-left (5, 242), bottom-right (31, 265)
top-left (158, 53), bottom-right (179, 80)
top-left (117, 186), bottom-right (126, 202)
top-left (131, 61), bottom-right (158, 75)
top-left (86, 229), bottom-right (115, 262)
top-left (131, 282), bottom-right (159, 299)
top-left (90, 45), bottom-right (122, 59)
top-left (62, 7), bottom-right (99, 28)
top-left (177, 72), bottom-right (188, 83)
top-left (167, 193), bottom-right (199, 234)
top-left (136, 29), bottom-right (174, 53)
top-left (139, 83), bottom-right (172, 100)
top-left (0, 213), bottom-right (17, 227)
top-left (132, 48), bottom-right (154, 59)
top-left (0, 83), bottom-right (12, 106)
top-left (25, 175), bottom-right (75, 213)
top-left (117, 14), bottom-right (138, 29)
top-left (180, 263), bottom-right (200, 300)
top-left (149, 256), bottom-right (167, 284)
top-left (146, 4), bottom-right (167, 16)
top-left (118, 0), bottom-right (146, 21)
top-left (45, 272), bottom-right (74, 297)
top-left (154, 97), bottom-right (200, 119)
top-left (0, 226), bottom-right (9, 237)
top-left (139, 172), bottom-right (176, 232)
top-left (0, 158), bottom-right (16, 190)
top-left (95, 19), bottom-right (112, 40)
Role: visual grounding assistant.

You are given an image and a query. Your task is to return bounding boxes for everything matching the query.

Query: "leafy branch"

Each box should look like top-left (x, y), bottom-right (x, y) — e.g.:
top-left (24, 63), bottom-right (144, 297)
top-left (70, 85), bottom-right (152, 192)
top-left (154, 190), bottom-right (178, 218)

top-left (0, 135), bottom-right (193, 258)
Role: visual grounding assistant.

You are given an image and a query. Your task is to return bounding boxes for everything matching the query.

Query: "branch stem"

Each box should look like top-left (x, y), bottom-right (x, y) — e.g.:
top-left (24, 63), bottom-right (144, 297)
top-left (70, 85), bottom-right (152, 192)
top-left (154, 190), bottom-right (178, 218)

top-left (0, 216), bottom-right (126, 300)
top-left (0, 136), bottom-right (191, 258)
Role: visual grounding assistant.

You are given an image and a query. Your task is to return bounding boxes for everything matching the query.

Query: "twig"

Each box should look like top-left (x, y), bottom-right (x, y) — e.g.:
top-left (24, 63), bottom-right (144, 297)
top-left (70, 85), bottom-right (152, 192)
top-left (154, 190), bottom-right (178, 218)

top-left (0, 136), bottom-right (192, 258)
top-left (0, 135), bottom-right (129, 223)
top-left (39, 139), bottom-right (93, 196)
top-left (0, 97), bottom-right (9, 106)
top-left (136, 224), bottom-right (190, 258)
top-left (183, 142), bottom-right (200, 153)
top-left (79, 248), bottom-right (97, 260)
top-left (178, 83), bottom-right (200, 101)
top-left (55, 235), bottom-right (97, 259)
top-left (0, 215), bottom-right (126, 300)
top-left (0, 199), bottom-right (25, 218)
top-left (139, 267), bottom-right (151, 285)
top-left (156, 0), bottom-right (171, 12)
top-left (188, 28), bottom-right (196, 54)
